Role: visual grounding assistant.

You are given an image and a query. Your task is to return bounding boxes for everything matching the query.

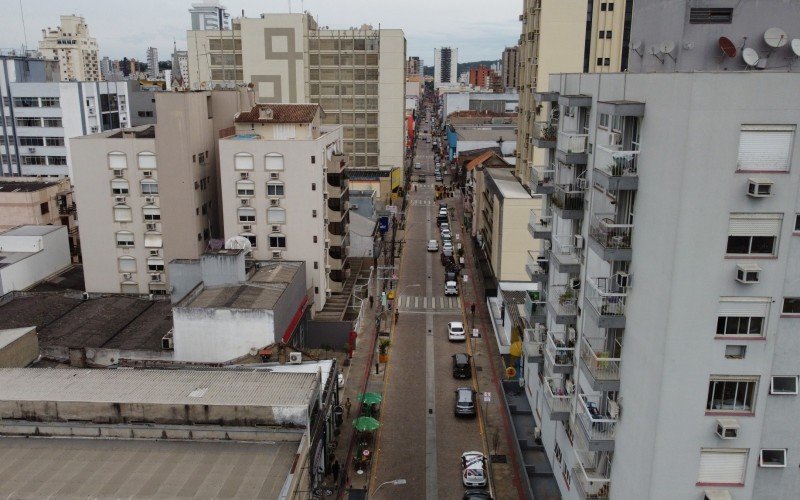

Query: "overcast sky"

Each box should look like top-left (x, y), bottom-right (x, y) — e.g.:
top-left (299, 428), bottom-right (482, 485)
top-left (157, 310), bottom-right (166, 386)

top-left (3, 0), bottom-right (521, 64)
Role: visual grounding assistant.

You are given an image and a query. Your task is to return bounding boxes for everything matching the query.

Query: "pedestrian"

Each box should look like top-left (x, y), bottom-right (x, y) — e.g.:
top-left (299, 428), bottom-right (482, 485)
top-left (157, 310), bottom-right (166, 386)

top-left (345, 398), bottom-right (352, 417)
top-left (369, 295), bottom-right (374, 308)
top-left (331, 460), bottom-right (341, 484)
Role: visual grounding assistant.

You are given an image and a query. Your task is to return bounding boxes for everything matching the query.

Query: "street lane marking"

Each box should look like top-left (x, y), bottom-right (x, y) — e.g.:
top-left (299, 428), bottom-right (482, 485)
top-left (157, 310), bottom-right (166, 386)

top-left (425, 204), bottom-right (437, 500)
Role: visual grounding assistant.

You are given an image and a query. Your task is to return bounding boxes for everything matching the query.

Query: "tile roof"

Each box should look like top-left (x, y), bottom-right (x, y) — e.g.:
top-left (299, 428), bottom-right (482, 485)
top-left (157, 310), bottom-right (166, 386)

top-left (235, 104), bottom-right (320, 124)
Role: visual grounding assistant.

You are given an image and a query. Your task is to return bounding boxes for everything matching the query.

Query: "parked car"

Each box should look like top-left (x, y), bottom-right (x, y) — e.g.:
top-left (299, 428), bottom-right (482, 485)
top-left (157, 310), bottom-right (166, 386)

top-left (442, 241), bottom-right (454, 256)
top-left (427, 239), bottom-right (439, 252)
top-left (461, 452), bottom-right (488, 488)
top-left (414, 162), bottom-right (422, 169)
top-left (463, 490), bottom-right (492, 499)
top-left (454, 388), bottom-right (477, 417)
top-left (439, 202), bottom-right (448, 210)
top-left (448, 321), bottom-right (465, 340)
top-left (445, 280), bottom-right (458, 296)
top-left (452, 352), bottom-right (472, 378)
top-left (441, 228), bottom-right (452, 240)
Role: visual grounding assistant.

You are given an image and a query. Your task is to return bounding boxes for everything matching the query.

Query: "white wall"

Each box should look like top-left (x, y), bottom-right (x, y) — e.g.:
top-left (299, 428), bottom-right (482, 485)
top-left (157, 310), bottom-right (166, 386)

top-left (0, 227), bottom-right (70, 294)
top-left (172, 307), bottom-right (276, 363)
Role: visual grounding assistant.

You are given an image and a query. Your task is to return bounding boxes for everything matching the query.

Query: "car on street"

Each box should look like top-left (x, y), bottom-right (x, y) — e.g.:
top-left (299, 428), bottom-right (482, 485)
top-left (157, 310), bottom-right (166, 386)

top-left (452, 353), bottom-right (472, 378)
top-left (439, 202), bottom-right (448, 210)
top-left (442, 240), bottom-right (454, 252)
top-left (427, 239), bottom-right (439, 252)
top-left (414, 162), bottom-right (422, 169)
top-left (435, 175), bottom-right (443, 182)
top-left (448, 321), bottom-right (465, 340)
top-left (454, 388), bottom-right (476, 417)
top-left (461, 452), bottom-right (488, 488)
top-left (463, 490), bottom-right (492, 499)
top-left (445, 280), bottom-right (459, 296)
top-left (441, 228), bottom-right (452, 240)
top-left (440, 222), bottom-right (450, 233)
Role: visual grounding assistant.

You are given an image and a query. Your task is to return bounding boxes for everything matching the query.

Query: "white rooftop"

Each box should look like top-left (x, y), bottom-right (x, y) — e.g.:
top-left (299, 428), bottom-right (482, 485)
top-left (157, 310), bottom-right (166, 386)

top-left (0, 225), bottom-right (62, 237)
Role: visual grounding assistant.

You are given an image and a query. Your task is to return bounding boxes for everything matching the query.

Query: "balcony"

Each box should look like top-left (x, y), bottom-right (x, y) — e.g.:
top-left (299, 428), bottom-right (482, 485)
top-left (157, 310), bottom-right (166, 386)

top-left (533, 90), bottom-right (559, 102)
top-left (588, 213), bottom-right (633, 261)
top-left (552, 184), bottom-right (585, 219)
top-left (593, 145), bottom-right (639, 191)
top-left (528, 210), bottom-right (552, 240)
top-left (525, 251), bottom-right (548, 284)
top-left (550, 234), bottom-right (581, 274)
top-left (523, 289), bottom-right (547, 325)
top-left (529, 165), bottom-right (555, 195)
top-left (532, 121), bottom-right (557, 149)
top-left (584, 277), bottom-right (627, 329)
top-left (523, 326), bottom-right (545, 363)
top-left (577, 394), bottom-right (618, 451)
top-left (544, 330), bottom-right (575, 373)
top-left (328, 154), bottom-right (348, 173)
top-left (546, 285), bottom-right (578, 325)
top-left (572, 449), bottom-right (611, 499)
top-left (556, 131), bottom-right (588, 164)
top-left (579, 336), bottom-right (621, 392)
top-left (557, 94), bottom-right (592, 108)
top-left (543, 376), bottom-right (572, 420)
top-left (327, 219), bottom-right (348, 237)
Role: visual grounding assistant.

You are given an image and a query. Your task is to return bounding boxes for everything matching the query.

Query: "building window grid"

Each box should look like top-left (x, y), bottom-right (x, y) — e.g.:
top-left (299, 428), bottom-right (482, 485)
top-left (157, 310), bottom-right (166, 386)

top-left (716, 316), bottom-right (764, 336)
top-left (706, 377), bottom-right (758, 413)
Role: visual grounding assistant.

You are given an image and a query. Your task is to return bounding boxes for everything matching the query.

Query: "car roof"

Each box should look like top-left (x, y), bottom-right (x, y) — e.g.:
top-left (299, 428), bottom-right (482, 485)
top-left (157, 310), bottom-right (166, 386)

top-left (449, 321), bottom-right (463, 327)
top-left (453, 353), bottom-right (469, 363)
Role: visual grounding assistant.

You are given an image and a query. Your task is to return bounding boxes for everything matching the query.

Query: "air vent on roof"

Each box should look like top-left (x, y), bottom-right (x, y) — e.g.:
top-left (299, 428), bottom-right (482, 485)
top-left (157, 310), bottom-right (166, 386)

top-left (689, 8), bottom-right (733, 24)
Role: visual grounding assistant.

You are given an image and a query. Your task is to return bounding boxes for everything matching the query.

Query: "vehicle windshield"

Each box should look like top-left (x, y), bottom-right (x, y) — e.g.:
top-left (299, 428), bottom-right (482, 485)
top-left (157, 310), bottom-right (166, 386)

top-left (451, 325), bottom-right (463, 333)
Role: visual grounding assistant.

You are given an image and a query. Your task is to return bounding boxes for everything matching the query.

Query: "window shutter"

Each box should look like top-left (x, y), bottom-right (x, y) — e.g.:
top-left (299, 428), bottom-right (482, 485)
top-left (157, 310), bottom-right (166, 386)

top-left (234, 153), bottom-right (254, 170)
top-left (108, 152), bottom-right (127, 169)
top-left (718, 298), bottom-right (770, 317)
top-left (737, 126), bottom-right (794, 172)
top-left (698, 449), bottom-right (747, 484)
top-left (728, 214), bottom-right (782, 236)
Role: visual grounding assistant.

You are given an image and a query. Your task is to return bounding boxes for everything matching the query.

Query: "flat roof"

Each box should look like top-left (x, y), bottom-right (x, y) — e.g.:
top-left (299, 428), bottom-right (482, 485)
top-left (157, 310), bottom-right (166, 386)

top-left (0, 437), bottom-right (297, 499)
top-left (485, 168), bottom-right (530, 199)
top-left (455, 126), bottom-right (517, 142)
top-left (0, 224), bottom-right (63, 237)
top-left (0, 368), bottom-right (318, 407)
top-left (0, 180), bottom-right (59, 193)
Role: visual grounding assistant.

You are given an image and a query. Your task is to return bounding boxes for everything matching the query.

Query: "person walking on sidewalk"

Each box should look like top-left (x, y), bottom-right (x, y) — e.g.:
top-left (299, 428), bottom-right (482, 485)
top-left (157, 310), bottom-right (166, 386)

top-left (331, 460), bottom-right (341, 485)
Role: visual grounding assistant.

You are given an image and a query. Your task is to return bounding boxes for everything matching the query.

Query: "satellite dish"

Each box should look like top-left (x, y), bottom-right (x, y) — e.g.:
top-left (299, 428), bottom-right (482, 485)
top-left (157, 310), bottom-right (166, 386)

top-left (742, 47), bottom-right (760, 66)
top-left (764, 27), bottom-right (788, 48)
top-left (790, 39), bottom-right (800, 57)
top-left (661, 41), bottom-right (676, 55)
top-left (718, 36), bottom-right (737, 58)
top-left (224, 236), bottom-right (253, 252)
top-left (629, 39), bottom-right (643, 56)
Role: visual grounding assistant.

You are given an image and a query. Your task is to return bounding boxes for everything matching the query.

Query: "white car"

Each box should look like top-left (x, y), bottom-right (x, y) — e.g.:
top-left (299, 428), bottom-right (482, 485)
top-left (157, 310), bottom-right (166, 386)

top-left (441, 229), bottom-right (452, 240)
top-left (438, 209), bottom-right (449, 217)
top-left (440, 223), bottom-right (450, 233)
top-left (461, 451), bottom-right (487, 488)
top-left (414, 162), bottom-right (422, 169)
top-left (448, 321), bottom-right (465, 340)
top-left (427, 239), bottom-right (439, 252)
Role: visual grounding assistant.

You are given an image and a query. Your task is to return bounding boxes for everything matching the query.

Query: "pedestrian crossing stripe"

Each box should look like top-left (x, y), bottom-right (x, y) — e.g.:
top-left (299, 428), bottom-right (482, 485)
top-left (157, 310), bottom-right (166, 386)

top-left (397, 295), bottom-right (460, 310)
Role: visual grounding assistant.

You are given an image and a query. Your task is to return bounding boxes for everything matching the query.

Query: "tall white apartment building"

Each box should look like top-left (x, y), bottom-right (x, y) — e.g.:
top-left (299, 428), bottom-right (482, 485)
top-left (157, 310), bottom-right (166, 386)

top-left (189, 0), bottom-right (229, 31)
top-left (146, 47), bottom-right (159, 80)
top-left (171, 50), bottom-right (190, 86)
top-left (219, 103), bottom-right (347, 312)
top-left (433, 46), bottom-right (458, 89)
top-left (38, 15), bottom-right (100, 82)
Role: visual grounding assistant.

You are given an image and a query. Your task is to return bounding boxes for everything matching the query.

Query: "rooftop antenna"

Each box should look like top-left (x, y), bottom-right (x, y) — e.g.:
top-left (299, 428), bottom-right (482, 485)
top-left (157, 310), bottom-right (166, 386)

top-left (18, 0), bottom-right (28, 51)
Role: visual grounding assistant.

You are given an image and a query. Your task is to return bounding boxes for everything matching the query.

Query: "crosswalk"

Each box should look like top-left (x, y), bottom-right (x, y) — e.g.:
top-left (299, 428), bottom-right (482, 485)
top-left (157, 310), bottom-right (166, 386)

top-left (396, 294), bottom-right (461, 311)
top-left (410, 199), bottom-right (437, 206)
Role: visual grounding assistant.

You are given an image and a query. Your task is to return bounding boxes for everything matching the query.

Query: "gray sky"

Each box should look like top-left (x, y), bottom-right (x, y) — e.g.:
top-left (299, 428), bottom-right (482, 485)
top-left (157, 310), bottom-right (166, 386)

top-left (3, 0), bottom-right (521, 64)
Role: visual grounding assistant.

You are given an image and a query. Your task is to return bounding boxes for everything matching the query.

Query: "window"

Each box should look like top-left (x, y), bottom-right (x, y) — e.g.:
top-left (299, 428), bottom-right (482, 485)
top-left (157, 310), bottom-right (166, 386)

top-left (45, 137), bottom-right (64, 146)
top-left (726, 213), bottom-right (782, 256)
top-left (144, 232), bottom-right (163, 248)
top-left (697, 449), bottom-right (747, 485)
top-left (716, 298), bottom-right (769, 337)
top-left (43, 118), bottom-right (62, 127)
top-left (48, 156), bottom-right (67, 165)
top-left (782, 298), bottom-right (800, 315)
top-left (143, 205), bottom-right (161, 221)
top-left (138, 152), bottom-right (156, 169)
top-left (313, 261), bottom-right (318, 270)
top-left (13, 97), bottom-right (38, 107)
top-left (265, 153), bottom-right (284, 171)
top-left (598, 113), bottom-right (609, 129)
top-left (18, 136), bottom-right (44, 146)
top-left (312, 183), bottom-right (316, 191)
top-left (724, 345), bottom-right (746, 359)
top-left (770, 376), bottom-right (798, 395)
top-left (22, 156), bottom-right (46, 165)
top-left (40, 202), bottom-right (49, 215)
top-left (147, 257), bottom-right (165, 272)
top-left (242, 233), bottom-right (257, 248)
top-left (112, 204), bottom-right (132, 222)
top-left (599, 31), bottom-right (605, 39)
top-left (312, 209), bottom-right (317, 218)
top-left (759, 449), bottom-right (787, 468)
top-left (236, 179), bottom-right (255, 196)
top-left (234, 152), bottom-right (254, 171)
top-left (238, 207), bottom-right (256, 222)
top-left (311, 155), bottom-right (316, 164)
top-left (267, 182), bottom-right (285, 196)
top-left (140, 179), bottom-right (159, 195)
top-left (40, 97), bottom-right (60, 107)
top-left (604, 58), bottom-right (611, 66)
top-left (737, 125), bottom-right (794, 172)
top-left (118, 256), bottom-right (136, 273)
top-left (795, 214), bottom-right (800, 232)
top-left (706, 376), bottom-right (758, 413)
top-left (108, 152), bottom-right (127, 169)
top-left (116, 231), bottom-right (134, 247)
top-left (267, 207), bottom-right (286, 223)
top-left (689, 8), bottom-right (733, 24)
top-left (269, 234), bottom-right (286, 248)
top-left (111, 179), bottom-right (129, 195)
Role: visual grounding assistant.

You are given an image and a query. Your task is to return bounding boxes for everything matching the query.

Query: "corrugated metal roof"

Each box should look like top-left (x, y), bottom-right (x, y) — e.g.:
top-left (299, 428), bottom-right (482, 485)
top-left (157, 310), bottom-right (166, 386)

top-left (0, 368), bottom-right (318, 407)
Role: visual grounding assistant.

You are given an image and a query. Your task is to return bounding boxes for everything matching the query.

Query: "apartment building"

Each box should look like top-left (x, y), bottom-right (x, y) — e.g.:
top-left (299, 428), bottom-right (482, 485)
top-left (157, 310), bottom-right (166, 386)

top-left (146, 47), bottom-right (159, 80)
top-left (190, 0), bottom-right (230, 31)
top-left (187, 13), bottom-right (406, 193)
top-left (71, 90), bottom-right (246, 294)
top-left (171, 50), bottom-right (190, 86)
top-left (218, 103), bottom-right (347, 312)
top-left (38, 15), bottom-right (100, 82)
top-left (406, 56), bottom-right (422, 76)
top-left (434, 46), bottom-right (458, 89)
top-left (502, 46), bottom-right (519, 90)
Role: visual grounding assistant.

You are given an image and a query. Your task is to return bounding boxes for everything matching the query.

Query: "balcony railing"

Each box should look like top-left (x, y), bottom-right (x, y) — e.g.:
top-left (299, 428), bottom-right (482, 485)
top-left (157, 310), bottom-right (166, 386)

top-left (589, 213), bottom-right (633, 251)
top-left (523, 289), bottom-right (547, 324)
top-left (586, 277), bottom-right (627, 318)
top-left (550, 234), bottom-right (581, 273)
top-left (544, 330), bottom-right (575, 372)
top-left (529, 166), bottom-right (555, 194)
top-left (573, 449), bottom-right (611, 499)
top-left (526, 250), bottom-right (548, 283)
top-left (523, 326), bottom-right (545, 359)
top-left (557, 131), bottom-right (588, 154)
top-left (543, 376), bottom-right (573, 414)
top-left (577, 394), bottom-right (618, 444)
top-left (595, 145), bottom-right (639, 178)
top-left (532, 121), bottom-right (557, 147)
top-left (528, 209), bottom-right (552, 239)
top-left (552, 184), bottom-right (585, 213)
top-left (580, 336), bottom-right (621, 384)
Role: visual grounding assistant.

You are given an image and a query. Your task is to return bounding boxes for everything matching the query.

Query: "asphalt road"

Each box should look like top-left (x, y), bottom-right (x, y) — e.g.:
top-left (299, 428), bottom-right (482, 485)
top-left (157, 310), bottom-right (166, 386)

top-left (370, 107), bottom-right (485, 500)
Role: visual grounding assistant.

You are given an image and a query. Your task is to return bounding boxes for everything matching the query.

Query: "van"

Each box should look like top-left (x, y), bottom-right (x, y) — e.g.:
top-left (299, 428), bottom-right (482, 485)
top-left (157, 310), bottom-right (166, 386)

top-left (452, 353), bottom-right (472, 379)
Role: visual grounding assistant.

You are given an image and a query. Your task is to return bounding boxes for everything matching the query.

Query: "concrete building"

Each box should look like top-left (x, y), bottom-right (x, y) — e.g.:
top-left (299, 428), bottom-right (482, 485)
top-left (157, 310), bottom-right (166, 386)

top-left (70, 90), bottom-right (248, 294)
top-left (146, 47), bottom-right (159, 80)
top-left (518, 69), bottom-right (800, 500)
top-left (171, 49), bottom-right (189, 86)
top-left (0, 327), bottom-right (39, 368)
top-left (441, 91), bottom-right (519, 122)
top-left (407, 56), bottom-right (422, 76)
top-left (502, 46), bottom-right (519, 90)
top-left (0, 225), bottom-right (71, 294)
top-left (190, 0), bottom-right (229, 31)
top-left (468, 65), bottom-right (493, 89)
top-left (219, 103), bottom-right (348, 312)
top-left (0, 177), bottom-right (74, 229)
top-left (434, 46), bottom-right (458, 89)
top-left (38, 15), bottom-right (100, 82)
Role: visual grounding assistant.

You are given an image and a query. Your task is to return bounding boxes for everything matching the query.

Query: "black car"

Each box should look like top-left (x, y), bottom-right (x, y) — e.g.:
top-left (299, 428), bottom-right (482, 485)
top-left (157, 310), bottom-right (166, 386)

top-left (452, 353), bottom-right (472, 379)
top-left (463, 490), bottom-right (492, 499)
top-left (454, 387), bottom-right (476, 417)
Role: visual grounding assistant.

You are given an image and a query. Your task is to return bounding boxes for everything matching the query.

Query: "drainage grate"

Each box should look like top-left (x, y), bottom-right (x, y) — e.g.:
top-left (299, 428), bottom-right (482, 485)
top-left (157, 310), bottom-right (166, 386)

top-left (476, 366), bottom-right (483, 372)
top-left (490, 455), bottom-right (507, 463)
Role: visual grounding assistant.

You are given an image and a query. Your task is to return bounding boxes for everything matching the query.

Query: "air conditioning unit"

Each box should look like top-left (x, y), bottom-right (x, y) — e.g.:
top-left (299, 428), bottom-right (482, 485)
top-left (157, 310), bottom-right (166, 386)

top-left (240, 199), bottom-right (249, 205)
top-left (146, 223), bottom-right (157, 231)
top-left (324, 218), bottom-right (329, 225)
top-left (543, 240), bottom-right (552, 250)
top-left (272, 251), bottom-right (282, 259)
top-left (270, 172), bottom-right (279, 179)
top-left (114, 196), bottom-right (126, 203)
top-left (240, 172), bottom-right (250, 179)
top-left (271, 225), bottom-right (280, 232)
top-left (90, 126), bottom-right (99, 133)
top-left (715, 418), bottom-right (740, 440)
top-left (574, 235), bottom-right (584, 249)
top-left (88, 107), bottom-right (96, 115)
top-left (145, 197), bottom-right (155, 203)
top-left (270, 199), bottom-right (279, 207)
top-left (288, 352), bottom-right (302, 364)
top-left (747, 178), bottom-right (773, 198)
top-left (28, 147), bottom-right (36, 153)
top-left (113, 169), bottom-right (124, 177)
top-left (161, 333), bottom-right (174, 350)
top-left (243, 225), bottom-right (252, 231)
top-left (609, 132), bottom-right (622, 145)
top-left (122, 273), bottom-right (132, 280)
top-left (149, 250), bottom-right (160, 256)
top-left (736, 263), bottom-right (761, 284)
top-left (151, 273), bottom-right (161, 281)
top-left (143, 170), bottom-right (153, 177)
top-left (567, 327), bottom-right (577, 339)
top-left (570, 278), bottom-right (581, 290)
top-left (614, 271), bottom-right (631, 288)
top-left (324, 240), bottom-right (330, 249)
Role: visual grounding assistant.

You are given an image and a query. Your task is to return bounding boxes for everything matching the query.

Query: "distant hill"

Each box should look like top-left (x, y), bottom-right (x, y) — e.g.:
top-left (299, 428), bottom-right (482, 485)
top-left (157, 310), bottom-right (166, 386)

top-left (422, 59), bottom-right (501, 77)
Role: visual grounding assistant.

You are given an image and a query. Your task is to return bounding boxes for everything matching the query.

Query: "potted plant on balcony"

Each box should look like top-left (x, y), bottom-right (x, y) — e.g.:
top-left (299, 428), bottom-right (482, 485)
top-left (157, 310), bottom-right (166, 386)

top-left (558, 290), bottom-right (574, 306)
top-left (543, 125), bottom-right (557, 141)
top-left (378, 339), bottom-right (391, 363)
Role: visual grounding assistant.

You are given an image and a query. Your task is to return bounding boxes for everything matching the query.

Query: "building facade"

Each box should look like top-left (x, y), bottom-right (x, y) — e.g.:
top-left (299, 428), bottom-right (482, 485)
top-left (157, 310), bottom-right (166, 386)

top-left (171, 50), bottom-right (189, 86)
top-left (146, 47), bottom-right (158, 80)
top-left (38, 15), bottom-right (100, 82)
top-left (501, 46), bottom-right (519, 90)
top-left (406, 56), bottom-right (422, 76)
top-left (0, 225), bottom-right (71, 294)
top-left (434, 46), bottom-right (458, 89)
top-left (189, 0), bottom-right (229, 31)
top-left (218, 104), bottom-right (348, 312)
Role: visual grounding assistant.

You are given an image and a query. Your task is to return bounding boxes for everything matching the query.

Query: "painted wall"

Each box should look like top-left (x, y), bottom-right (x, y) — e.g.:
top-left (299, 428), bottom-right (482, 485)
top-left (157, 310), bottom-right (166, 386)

top-left (173, 307), bottom-right (276, 363)
top-left (0, 227), bottom-right (70, 294)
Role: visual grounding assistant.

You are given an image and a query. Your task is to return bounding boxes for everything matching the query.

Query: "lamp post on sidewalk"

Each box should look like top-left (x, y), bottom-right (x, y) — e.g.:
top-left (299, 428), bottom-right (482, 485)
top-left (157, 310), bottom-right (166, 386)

top-left (371, 478), bottom-right (407, 498)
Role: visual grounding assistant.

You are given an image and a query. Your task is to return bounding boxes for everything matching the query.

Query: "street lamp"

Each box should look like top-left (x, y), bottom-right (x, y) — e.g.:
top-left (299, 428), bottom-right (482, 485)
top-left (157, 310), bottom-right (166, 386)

top-left (372, 479), bottom-right (407, 497)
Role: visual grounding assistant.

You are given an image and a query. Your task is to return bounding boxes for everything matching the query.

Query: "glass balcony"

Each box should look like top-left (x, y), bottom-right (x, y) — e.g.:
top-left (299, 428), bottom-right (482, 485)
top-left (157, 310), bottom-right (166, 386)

top-left (589, 213), bottom-right (633, 262)
top-left (593, 145), bottom-right (639, 191)
top-left (528, 209), bottom-right (552, 240)
top-left (572, 449), bottom-right (611, 499)
top-left (584, 277), bottom-right (627, 329)
top-left (523, 289), bottom-right (547, 325)
top-left (550, 234), bottom-right (581, 274)
top-left (552, 184), bottom-right (585, 219)
top-left (556, 131), bottom-right (588, 164)
top-left (529, 165), bottom-right (555, 194)
top-left (580, 336), bottom-right (621, 392)
top-left (576, 394), bottom-right (618, 451)
top-left (543, 376), bottom-right (572, 420)
top-left (544, 329), bottom-right (575, 373)
top-left (532, 121), bottom-right (557, 148)
top-left (525, 250), bottom-right (548, 284)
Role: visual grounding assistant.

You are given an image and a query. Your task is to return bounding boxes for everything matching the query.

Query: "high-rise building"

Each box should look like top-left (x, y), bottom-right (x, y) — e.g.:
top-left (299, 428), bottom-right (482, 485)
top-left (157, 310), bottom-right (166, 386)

top-left (38, 15), bottom-right (100, 82)
top-left (187, 13), bottom-right (406, 194)
top-left (434, 46), bottom-right (458, 89)
top-left (517, 2), bottom-right (800, 499)
top-left (189, 0), bottom-right (229, 31)
top-left (70, 90), bottom-right (248, 294)
top-left (406, 56), bottom-right (422, 76)
top-left (146, 47), bottom-right (159, 80)
top-left (501, 46), bottom-right (519, 90)
top-left (219, 103), bottom-right (348, 311)
top-left (468, 65), bottom-right (491, 88)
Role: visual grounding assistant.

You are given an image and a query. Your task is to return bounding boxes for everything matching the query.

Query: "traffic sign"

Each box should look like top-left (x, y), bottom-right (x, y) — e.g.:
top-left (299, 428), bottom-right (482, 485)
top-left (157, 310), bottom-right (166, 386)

top-left (483, 392), bottom-right (491, 402)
